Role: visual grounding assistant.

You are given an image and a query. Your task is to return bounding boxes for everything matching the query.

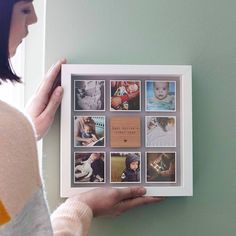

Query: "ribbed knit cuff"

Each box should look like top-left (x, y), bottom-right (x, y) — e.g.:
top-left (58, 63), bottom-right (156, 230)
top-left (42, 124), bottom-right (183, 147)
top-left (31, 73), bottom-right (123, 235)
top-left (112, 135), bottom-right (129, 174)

top-left (51, 199), bottom-right (93, 236)
top-left (62, 198), bottom-right (93, 219)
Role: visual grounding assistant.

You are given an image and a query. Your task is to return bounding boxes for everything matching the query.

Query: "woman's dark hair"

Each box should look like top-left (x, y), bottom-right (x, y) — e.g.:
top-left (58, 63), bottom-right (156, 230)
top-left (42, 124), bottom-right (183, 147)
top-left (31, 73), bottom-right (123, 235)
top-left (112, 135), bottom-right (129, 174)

top-left (0, 0), bottom-right (24, 83)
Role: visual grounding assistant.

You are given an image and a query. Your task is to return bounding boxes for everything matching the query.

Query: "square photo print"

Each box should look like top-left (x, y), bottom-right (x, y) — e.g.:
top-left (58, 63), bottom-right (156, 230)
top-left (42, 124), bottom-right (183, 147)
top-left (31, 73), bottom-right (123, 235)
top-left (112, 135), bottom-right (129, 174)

top-left (146, 116), bottom-right (176, 147)
top-left (110, 80), bottom-right (141, 111)
top-left (74, 152), bottom-right (105, 183)
top-left (110, 152), bottom-right (141, 183)
top-left (74, 116), bottom-right (105, 147)
top-left (146, 152), bottom-right (176, 183)
top-left (74, 80), bottom-right (105, 111)
top-left (146, 80), bottom-right (176, 111)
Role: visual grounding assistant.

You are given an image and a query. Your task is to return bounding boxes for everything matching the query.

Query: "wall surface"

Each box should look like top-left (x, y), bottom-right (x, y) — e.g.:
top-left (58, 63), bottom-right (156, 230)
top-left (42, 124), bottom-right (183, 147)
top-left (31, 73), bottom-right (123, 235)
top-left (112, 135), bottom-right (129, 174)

top-left (43, 0), bottom-right (236, 235)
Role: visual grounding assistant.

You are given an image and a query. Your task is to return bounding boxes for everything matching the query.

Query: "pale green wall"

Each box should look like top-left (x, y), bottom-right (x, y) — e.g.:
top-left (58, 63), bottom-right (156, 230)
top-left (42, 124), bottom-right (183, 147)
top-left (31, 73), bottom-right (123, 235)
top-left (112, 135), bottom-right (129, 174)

top-left (43, 0), bottom-right (236, 235)
top-left (24, 0), bottom-right (45, 102)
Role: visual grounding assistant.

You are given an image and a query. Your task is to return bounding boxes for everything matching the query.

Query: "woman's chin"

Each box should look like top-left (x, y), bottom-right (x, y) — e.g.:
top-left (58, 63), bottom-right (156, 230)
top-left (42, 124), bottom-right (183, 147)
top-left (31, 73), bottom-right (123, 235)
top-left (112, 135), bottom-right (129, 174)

top-left (9, 41), bottom-right (22, 58)
top-left (9, 52), bottom-right (16, 58)
top-left (9, 48), bottom-right (17, 58)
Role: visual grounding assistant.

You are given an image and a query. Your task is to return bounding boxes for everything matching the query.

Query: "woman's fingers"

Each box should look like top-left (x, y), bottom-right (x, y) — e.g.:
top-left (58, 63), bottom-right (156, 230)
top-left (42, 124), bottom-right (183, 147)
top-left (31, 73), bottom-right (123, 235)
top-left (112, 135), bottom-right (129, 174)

top-left (117, 196), bottom-right (165, 215)
top-left (116, 187), bottom-right (146, 201)
top-left (25, 59), bottom-right (66, 139)
top-left (40, 86), bottom-right (63, 121)
top-left (36, 59), bottom-right (66, 98)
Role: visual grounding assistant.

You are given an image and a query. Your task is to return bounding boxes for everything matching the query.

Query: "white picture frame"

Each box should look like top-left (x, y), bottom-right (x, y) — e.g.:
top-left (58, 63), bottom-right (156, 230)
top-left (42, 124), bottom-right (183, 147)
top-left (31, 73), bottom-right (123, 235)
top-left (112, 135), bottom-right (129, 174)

top-left (60, 64), bottom-right (193, 197)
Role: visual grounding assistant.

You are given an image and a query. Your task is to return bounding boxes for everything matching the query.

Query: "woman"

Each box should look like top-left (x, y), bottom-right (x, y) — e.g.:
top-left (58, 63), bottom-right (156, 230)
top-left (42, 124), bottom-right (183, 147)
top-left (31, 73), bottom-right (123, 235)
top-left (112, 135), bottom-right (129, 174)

top-left (0, 1), bottom-right (164, 235)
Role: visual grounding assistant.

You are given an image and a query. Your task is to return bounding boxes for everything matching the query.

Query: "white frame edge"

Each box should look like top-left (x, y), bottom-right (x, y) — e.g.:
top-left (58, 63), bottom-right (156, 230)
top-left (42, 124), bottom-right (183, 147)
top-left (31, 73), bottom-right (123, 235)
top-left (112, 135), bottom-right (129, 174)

top-left (60, 64), bottom-right (193, 197)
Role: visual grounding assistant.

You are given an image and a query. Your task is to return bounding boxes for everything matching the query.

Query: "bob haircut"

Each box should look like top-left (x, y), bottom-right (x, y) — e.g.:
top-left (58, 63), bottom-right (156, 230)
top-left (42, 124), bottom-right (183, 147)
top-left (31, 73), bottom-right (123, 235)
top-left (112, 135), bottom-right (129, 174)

top-left (0, 0), bottom-right (32, 83)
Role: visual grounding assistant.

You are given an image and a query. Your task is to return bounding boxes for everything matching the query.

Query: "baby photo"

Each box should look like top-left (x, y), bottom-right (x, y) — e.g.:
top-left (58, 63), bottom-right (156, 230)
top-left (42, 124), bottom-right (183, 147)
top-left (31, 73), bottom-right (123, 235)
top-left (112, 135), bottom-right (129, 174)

top-left (146, 116), bottom-right (176, 147)
top-left (146, 80), bottom-right (176, 111)
top-left (74, 80), bottom-right (105, 111)
top-left (146, 152), bottom-right (176, 183)
top-left (110, 152), bottom-right (141, 183)
top-left (74, 116), bottom-right (105, 147)
top-left (110, 80), bottom-right (141, 111)
top-left (74, 152), bottom-right (105, 183)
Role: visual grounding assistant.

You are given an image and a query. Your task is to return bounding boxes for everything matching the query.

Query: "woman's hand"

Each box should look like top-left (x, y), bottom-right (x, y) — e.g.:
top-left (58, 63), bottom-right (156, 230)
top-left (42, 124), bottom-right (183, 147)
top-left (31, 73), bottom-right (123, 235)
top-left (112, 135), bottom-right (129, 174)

top-left (75, 187), bottom-right (165, 217)
top-left (25, 59), bottom-right (66, 140)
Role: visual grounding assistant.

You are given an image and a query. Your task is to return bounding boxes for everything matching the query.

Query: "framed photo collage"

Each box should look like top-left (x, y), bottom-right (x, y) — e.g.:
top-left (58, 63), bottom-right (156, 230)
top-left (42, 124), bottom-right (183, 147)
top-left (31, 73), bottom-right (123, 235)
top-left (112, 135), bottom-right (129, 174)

top-left (60, 65), bottom-right (193, 197)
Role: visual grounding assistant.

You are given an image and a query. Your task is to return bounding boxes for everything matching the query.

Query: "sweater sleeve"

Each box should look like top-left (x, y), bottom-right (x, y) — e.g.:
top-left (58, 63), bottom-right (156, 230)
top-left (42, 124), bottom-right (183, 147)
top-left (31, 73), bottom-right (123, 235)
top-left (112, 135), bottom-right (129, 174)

top-left (51, 198), bottom-right (93, 236)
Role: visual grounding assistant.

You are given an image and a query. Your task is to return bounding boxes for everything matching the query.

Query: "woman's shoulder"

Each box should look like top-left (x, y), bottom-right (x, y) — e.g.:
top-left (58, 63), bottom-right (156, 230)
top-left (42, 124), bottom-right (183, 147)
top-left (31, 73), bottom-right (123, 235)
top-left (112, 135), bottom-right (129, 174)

top-left (0, 99), bottom-right (38, 160)
top-left (1, 100), bottom-right (27, 120)
top-left (0, 100), bottom-right (41, 219)
top-left (0, 100), bottom-right (34, 134)
top-left (0, 100), bottom-right (37, 158)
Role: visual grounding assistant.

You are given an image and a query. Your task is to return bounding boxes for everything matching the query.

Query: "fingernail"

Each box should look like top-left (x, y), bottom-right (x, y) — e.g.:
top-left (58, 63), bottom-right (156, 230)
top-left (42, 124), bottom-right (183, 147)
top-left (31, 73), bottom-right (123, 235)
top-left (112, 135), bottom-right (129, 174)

top-left (60, 58), bottom-right (67, 64)
top-left (55, 87), bottom-right (63, 97)
top-left (137, 187), bottom-right (146, 195)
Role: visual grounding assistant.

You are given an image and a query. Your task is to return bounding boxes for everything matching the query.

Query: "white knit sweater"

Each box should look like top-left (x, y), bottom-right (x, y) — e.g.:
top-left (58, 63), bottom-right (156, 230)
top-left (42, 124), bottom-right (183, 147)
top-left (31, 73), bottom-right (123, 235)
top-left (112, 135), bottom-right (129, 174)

top-left (0, 100), bottom-right (93, 236)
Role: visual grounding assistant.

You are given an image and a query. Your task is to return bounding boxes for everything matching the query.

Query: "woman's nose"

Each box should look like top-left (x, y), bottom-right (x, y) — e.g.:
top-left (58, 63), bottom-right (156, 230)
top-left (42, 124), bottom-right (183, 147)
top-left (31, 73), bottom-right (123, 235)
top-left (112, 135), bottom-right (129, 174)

top-left (27, 6), bottom-right (38, 26)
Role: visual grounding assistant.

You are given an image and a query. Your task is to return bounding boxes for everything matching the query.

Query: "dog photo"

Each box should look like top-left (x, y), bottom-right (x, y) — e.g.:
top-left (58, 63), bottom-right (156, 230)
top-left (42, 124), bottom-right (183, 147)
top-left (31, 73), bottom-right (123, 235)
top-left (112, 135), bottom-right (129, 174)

top-left (74, 152), bottom-right (105, 183)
